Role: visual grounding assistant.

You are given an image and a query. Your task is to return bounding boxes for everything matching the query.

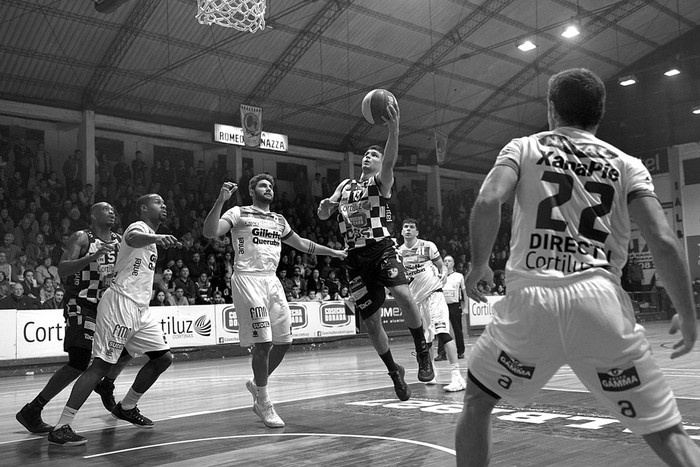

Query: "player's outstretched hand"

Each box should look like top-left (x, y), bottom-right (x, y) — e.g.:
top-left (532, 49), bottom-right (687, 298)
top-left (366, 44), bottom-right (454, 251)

top-left (382, 101), bottom-right (399, 130)
top-left (331, 248), bottom-right (348, 260)
top-left (94, 241), bottom-right (118, 258)
top-left (465, 263), bottom-right (494, 303)
top-left (319, 198), bottom-right (338, 213)
top-left (669, 313), bottom-right (697, 359)
top-left (220, 182), bottom-right (238, 201)
top-left (156, 234), bottom-right (180, 249)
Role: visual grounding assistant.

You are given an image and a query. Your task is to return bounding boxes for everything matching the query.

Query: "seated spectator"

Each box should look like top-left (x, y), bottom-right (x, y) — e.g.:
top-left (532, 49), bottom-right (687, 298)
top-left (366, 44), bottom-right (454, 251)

top-left (173, 267), bottom-right (198, 305)
top-left (187, 251), bottom-right (206, 279)
top-left (325, 269), bottom-right (342, 298)
top-left (35, 256), bottom-right (60, 286)
top-left (153, 268), bottom-right (175, 301)
top-left (0, 282), bottom-right (40, 309)
top-left (220, 250), bottom-right (234, 277)
top-left (306, 269), bottom-right (325, 294)
top-left (26, 233), bottom-right (51, 266)
top-left (150, 290), bottom-right (169, 307)
top-left (0, 207), bottom-right (14, 237)
top-left (319, 255), bottom-right (335, 279)
top-left (195, 272), bottom-right (213, 304)
top-left (12, 252), bottom-right (36, 283)
top-left (20, 269), bottom-right (40, 299)
top-left (0, 233), bottom-right (22, 264)
top-left (13, 214), bottom-right (38, 250)
top-left (290, 266), bottom-right (307, 296)
top-left (0, 271), bottom-right (11, 299)
top-left (169, 286), bottom-right (189, 306)
top-left (289, 285), bottom-right (303, 301)
top-left (318, 286), bottom-right (332, 301)
top-left (0, 251), bottom-right (11, 281)
top-left (211, 290), bottom-right (226, 304)
top-left (335, 285), bottom-right (351, 301)
top-left (38, 277), bottom-right (55, 304)
top-left (212, 270), bottom-right (232, 304)
top-left (203, 253), bottom-right (220, 279)
top-left (43, 287), bottom-right (65, 309)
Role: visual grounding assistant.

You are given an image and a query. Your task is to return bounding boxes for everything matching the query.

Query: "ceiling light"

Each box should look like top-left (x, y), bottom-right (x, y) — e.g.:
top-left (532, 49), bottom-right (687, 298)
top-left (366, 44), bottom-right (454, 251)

top-left (516, 39), bottom-right (536, 52)
top-left (692, 105), bottom-right (700, 115)
top-left (618, 75), bottom-right (637, 87)
top-left (561, 22), bottom-right (580, 38)
top-left (664, 68), bottom-right (681, 77)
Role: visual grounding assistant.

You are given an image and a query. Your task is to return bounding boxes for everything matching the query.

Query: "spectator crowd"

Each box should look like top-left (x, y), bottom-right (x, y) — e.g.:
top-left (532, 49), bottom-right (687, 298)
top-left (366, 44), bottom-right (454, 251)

top-left (0, 136), bottom-right (513, 310)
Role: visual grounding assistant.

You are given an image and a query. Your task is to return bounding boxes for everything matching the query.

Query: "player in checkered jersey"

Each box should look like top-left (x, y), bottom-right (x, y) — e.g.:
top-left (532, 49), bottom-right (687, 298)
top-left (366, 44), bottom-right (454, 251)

top-left (16, 202), bottom-right (131, 434)
top-left (456, 68), bottom-right (700, 466)
top-left (318, 101), bottom-right (434, 402)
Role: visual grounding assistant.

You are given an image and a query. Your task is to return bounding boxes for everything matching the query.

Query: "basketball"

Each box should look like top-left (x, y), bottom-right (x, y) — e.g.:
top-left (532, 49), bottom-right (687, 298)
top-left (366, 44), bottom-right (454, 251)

top-left (361, 89), bottom-right (398, 125)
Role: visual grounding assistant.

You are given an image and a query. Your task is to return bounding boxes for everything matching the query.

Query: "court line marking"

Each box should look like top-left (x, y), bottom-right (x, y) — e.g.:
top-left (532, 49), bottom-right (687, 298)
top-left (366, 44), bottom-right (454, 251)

top-left (83, 432), bottom-right (456, 459)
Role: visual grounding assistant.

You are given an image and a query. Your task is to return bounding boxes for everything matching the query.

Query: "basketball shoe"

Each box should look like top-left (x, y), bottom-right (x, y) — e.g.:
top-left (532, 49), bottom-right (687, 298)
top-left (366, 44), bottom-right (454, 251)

top-left (48, 424), bottom-right (86, 446)
top-left (415, 344), bottom-right (435, 382)
top-left (94, 379), bottom-right (117, 412)
top-left (253, 401), bottom-right (285, 428)
top-left (111, 402), bottom-right (154, 428)
top-left (444, 374), bottom-right (467, 392)
top-left (388, 365), bottom-right (411, 401)
top-left (16, 403), bottom-right (52, 434)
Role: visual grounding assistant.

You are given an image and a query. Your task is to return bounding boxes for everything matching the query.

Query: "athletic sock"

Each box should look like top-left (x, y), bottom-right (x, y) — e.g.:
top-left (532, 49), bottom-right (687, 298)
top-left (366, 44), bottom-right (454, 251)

top-left (451, 364), bottom-right (461, 378)
top-left (379, 350), bottom-right (399, 372)
top-left (101, 376), bottom-right (116, 385)
top-left (257, 385), bottom-right (270, 404)
top-left (56, 406), bottom-right (78, 427)
top-left (30, 394), bottom-right (49, 409)
top-left (121, 388), bottom-right (143, 410)
top-left (408, 326), bottom-right (428, 351)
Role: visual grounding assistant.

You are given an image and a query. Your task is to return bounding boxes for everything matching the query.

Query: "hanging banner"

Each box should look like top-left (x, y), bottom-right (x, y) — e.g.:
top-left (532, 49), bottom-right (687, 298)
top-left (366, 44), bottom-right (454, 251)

top-left (240, 104), bottom-right (262, 148)
top-left (434, 130), bottom-right (448, 165)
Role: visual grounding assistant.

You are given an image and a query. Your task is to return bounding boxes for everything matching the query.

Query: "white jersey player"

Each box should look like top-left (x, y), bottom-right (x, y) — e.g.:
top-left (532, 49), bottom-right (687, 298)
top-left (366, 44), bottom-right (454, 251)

top-left (49, 194), bottom-right (179, 446)
top-left (456, 68), bottom-right (700, 466)
top-left (399, 218), bottom-right (465, 392)
top-left (204, 174), bottom-right (346, 429)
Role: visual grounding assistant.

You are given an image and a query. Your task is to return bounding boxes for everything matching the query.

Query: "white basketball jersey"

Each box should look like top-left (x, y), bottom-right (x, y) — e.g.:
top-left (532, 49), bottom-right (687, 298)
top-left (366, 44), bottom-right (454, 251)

top-left (398, 239), bottom-right (442, 303)
top-left (497, 127), bottom-right (655, 288)
top-left (222, 206), bottom-right (292, 274)
top-left (111, 221), bottom-right (158, 308)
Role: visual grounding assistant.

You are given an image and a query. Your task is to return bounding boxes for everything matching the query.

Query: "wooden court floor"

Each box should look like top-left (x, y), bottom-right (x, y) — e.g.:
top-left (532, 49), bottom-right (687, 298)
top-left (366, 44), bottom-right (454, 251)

top-left (1, 321), bottom-right (699, 466)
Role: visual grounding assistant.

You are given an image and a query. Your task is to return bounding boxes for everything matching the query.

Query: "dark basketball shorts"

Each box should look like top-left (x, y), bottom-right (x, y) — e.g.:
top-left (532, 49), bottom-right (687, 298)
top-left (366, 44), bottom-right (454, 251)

top-left (347, 238), bottom-right (409, 320)
top-left (63, 297), bottom-right (98, 352)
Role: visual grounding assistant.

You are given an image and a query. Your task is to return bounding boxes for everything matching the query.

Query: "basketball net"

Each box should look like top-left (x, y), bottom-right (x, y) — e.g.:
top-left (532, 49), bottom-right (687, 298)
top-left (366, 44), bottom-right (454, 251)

top-left (196, 0), bottom-right (266, 34)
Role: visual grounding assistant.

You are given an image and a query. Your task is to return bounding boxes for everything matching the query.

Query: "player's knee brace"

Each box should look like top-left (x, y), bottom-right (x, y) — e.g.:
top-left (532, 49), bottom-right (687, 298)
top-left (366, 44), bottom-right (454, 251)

top-left (437, 333), bottom-right (453, 347)
top-left (67, 347), bottom-right (92, 372)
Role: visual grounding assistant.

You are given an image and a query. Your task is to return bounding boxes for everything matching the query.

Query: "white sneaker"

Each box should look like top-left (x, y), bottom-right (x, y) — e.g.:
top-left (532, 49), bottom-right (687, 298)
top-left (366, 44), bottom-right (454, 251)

top-left (444, 376), bottom-right (467, 392)
top-left (253, 401), bottom-right (285, 428)
top-left (245, 379), bottom-right (257, 403)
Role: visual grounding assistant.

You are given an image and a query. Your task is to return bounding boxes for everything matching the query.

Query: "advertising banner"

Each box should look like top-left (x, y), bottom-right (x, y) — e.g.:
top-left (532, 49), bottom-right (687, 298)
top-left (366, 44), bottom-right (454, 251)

top-left (215, 303), bottom-right (240, 345)
top-left (316, 302), bottom-right (356, 337)
top-left (356, 299), bottom-right (407, 334)
top-left (467, 295), bottom-right (504, 328)
top-left (15, 308), bottom-right (65, 359)
top-left (149, 305), bottom-right (217, 348)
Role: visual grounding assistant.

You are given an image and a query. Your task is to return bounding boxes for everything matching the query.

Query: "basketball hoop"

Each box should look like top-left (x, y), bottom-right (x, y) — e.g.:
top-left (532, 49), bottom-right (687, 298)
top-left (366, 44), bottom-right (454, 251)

top-left (196, 0), bottom-right (266, 34)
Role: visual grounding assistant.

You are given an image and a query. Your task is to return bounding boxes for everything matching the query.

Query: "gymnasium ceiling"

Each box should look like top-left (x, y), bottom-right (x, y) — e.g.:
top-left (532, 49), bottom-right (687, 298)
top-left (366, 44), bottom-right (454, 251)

top-left (1, 0), bottom-right (700, 174)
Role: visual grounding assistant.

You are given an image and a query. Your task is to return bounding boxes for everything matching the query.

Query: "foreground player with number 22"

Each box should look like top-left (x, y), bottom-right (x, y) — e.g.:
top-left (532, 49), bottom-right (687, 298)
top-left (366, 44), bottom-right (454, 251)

top-left (204, 175), bottom-right (347, 428)
top-left (456, 68), bottom-right (700, 466)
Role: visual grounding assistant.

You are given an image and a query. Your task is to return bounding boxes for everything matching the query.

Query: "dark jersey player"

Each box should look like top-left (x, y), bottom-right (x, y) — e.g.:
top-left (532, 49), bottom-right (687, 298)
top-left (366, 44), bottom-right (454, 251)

top-left (16, 203), bottom-right (131, 434)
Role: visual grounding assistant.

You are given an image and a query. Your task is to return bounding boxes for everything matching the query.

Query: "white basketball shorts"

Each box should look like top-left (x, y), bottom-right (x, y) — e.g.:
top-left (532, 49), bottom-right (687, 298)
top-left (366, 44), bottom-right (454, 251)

top-left (93, 288), bottom-right (169, 364)
top-left (231, 273), bottom-right (292, 347)
top-left (467, 275), bottom-right (681, 435)
top-left (418, 291), bottom-right (451, 343)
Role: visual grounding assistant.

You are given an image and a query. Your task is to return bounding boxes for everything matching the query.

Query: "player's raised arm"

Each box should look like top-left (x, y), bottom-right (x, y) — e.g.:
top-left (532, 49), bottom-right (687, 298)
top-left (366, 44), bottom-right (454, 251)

top-left (377, 103), bottom-right (400, 193)
top-left (204, 182), bottom-right (238, 238)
